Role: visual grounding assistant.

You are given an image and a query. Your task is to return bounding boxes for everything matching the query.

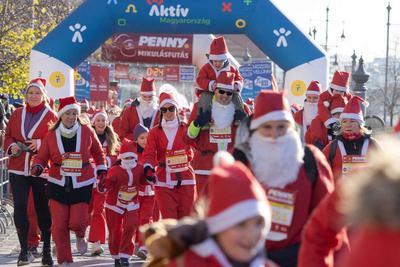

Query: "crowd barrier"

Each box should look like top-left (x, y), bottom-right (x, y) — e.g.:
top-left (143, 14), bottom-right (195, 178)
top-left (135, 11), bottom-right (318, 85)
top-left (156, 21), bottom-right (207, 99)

top-left (0, 156), bottom-right (13, 234)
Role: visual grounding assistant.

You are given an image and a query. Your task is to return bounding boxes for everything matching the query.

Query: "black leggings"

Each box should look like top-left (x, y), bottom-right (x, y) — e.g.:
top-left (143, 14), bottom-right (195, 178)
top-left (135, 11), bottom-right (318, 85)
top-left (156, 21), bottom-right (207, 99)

top-left (9, 173), bottom-right (52, 252)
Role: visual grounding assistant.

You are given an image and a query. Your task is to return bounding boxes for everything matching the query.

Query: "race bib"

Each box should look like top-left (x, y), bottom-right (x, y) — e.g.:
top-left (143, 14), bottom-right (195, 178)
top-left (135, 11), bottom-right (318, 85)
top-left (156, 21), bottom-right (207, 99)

top-left (209, 126), bottom-right (232, 143)
top-left (266, 188), bottom-right (296, 241)
top-left (61, 152), bottom-right (82, 176)
top-left (342, 155), bottom-right (367, 177)
top-left (117, 186), bottom-right (137, 208)
top-left (166, 149), bottom-right (189, 173)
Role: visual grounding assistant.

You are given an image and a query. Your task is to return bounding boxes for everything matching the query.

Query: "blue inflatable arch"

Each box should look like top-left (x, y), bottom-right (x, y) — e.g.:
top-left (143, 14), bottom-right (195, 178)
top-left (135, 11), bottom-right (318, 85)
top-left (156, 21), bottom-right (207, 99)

top-left (30, 0), bottom-right (328, 103)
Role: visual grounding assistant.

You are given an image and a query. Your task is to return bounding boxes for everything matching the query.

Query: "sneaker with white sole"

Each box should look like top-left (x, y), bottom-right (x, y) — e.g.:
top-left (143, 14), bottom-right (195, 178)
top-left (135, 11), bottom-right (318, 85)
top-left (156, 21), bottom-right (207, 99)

top-left (76, 237), bottom-right (88, 255)
top-left (136, 247), bottom-right (148, 260)
top-left (17, 251), bottom-right (34, 266)
top-left (91, 241), bottom-right (104, 256)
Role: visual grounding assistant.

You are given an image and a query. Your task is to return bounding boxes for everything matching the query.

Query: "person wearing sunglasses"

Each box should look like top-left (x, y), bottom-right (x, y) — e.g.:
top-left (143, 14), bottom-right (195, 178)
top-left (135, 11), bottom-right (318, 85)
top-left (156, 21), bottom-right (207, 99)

top-left (141, 92), bottom-right (196, 220)
top-left (185, 72), bottom-right (250, 196)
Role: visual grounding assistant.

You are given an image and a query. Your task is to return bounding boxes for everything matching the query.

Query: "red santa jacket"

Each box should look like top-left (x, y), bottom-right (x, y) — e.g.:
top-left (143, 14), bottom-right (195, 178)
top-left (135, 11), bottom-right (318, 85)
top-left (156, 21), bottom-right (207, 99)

top-left (141, 123), bottom-right (195, 188)
top-left (264, 145), bottom-right (334, 251)
top-left (305, 115), bottom-right (330, 150)
top-left (318, 90), bottom-right (352, 127)
top-left (111, 116), bottom-right (122, 140)
top-left (185, 102), bottom-right (238, 176)
top-left (322, 136), bottom-right (371, 181)
top-left (33, 124), bottom-right (107, 188)
top-left (137, 147), bottom-right (155, 197)
top-left (168, 238), bottom-right (268, 267)
top-left (4, 105), bottom-right (57, 176)
top-left (293, 109), bottom-right (304, 126)
top-left (120, 102), bottom-right (160, 141)
top-left (196, 62), bottom-right (243, 95)
top-left (104, 163), bottom-right (146, 214)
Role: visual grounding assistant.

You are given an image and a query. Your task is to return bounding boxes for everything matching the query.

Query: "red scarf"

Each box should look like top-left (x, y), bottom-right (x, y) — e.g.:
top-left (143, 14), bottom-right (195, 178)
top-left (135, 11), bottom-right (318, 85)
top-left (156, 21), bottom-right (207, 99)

top-left (342, 132), bottom-right (362, 140)
top-left (26, 101), bottom-right (46, 114)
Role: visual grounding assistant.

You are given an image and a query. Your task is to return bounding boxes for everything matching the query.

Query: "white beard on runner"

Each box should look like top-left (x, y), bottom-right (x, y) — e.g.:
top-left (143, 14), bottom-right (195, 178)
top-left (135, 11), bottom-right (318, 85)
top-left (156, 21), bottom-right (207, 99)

top-left (249, 128), bottom-right (304, 189)
top-left (303, 102), bottom-right (318, 127)
top-left (211, 101), bottom-right (235, 129)
top-left (139, 97), bottom-right (158, 119)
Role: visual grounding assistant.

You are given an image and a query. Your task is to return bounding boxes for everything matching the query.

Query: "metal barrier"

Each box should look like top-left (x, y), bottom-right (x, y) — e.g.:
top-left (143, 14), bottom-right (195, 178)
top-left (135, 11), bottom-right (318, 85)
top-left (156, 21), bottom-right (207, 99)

top-left (0, 156), bottom-right (13, 234)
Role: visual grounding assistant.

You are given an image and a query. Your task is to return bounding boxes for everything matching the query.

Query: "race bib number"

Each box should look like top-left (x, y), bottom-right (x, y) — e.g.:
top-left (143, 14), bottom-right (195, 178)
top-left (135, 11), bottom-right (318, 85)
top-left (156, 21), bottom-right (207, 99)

top-left (209, 126), bottom-right (232, 143)
top-left (61, 152), bottom-right (82, 176)
top-left (166, 149), bottom-right (189, 173)
top-left (266, 188), bottom-right (296, 241)
top-left (117, 186), bottom-right (137, 207)
top-left (342, 155), bottom-right (367, 177)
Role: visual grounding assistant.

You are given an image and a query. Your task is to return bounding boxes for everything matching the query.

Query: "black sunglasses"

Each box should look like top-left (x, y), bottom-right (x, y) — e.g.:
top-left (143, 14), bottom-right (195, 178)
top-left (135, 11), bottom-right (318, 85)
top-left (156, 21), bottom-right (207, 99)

top-left (160, 106), bottom-right (176, 113)
top-left (217, 89), bottom-right (233, 96)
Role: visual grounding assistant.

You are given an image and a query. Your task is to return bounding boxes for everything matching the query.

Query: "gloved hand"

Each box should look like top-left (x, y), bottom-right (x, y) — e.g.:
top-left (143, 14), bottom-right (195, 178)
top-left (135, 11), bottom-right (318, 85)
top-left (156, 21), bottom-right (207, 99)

top-left (331, 121), bottom-right (341, 133)
top-left (31, 165), bottom-right (43, 177)
top-left (97, 170), bottom-right (107, 193)
top-left (194, 108), bottom-right (211, 128)
top-left (144, 166), bottom-right (156, 184)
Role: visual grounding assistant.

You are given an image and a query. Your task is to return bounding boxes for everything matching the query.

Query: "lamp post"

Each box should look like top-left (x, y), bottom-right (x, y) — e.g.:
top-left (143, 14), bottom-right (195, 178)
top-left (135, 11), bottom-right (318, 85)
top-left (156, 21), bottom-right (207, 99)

top-left (352, 57), bottom-right (370, 115)
top-left (325, 6), bottom-right (329, 51)
top-left (384, 2), bottom-right (391, 123)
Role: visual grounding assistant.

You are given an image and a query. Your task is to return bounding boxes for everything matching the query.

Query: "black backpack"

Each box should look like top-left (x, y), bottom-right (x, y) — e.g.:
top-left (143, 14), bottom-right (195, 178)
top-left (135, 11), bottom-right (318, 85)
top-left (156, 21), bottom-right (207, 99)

top-left (303, 145), bottom-right (318, 188)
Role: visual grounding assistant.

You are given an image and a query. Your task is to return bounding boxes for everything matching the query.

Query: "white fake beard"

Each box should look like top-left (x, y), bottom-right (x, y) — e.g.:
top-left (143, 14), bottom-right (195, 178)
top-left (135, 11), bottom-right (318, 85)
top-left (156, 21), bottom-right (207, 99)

top-left (303, 102), bottom-right (318, 127)
top-left (139, 97), bottom-right (157, 119)
top-left (211, 101), bottom-right (235, 129)
top-left (249, 129), bottom-right (304, 189)
top-left (121, 159), bottom-right (137, 170)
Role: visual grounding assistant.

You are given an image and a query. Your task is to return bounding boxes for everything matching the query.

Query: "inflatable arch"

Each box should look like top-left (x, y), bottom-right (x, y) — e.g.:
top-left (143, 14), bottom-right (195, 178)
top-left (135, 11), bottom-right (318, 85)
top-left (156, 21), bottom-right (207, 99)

top-left (29, 0), bottom-right (328, 104)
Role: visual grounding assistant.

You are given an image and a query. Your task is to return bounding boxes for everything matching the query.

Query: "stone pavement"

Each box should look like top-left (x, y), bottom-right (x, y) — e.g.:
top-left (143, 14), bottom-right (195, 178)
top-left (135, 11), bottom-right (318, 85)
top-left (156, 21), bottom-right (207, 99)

top-left (0, 225), bottom-right (146, 267)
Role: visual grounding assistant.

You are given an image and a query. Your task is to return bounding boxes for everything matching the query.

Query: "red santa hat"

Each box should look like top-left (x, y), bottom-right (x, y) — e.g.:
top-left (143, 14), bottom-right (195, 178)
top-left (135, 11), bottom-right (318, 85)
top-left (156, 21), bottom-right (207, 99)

top-left (141, 78), bottom-right (156, 96)
top-left (215, 71), bottom-right (235, 91)
top-left (290, 103), bottom-right (302, 114)
top-left (340, 96), bottom-right (368, 124)
top-left (329, 95), bottom-right (347, 115)
top-left (245, 98), bottom-right (254, 106)
top-left (91, 108), bottom-right (108, 125)
top-left (206, 155), bottom-right (271, 234)
top-left (57, 96), bottom-right (80, 117)
top-left (118, 139), bottom-right (138, 160)
top-left (250, 90), bottom-right (294, 130)
top-left (208, 36), bottom-right (229, 61)
top-left (330, 71), bottom-right (350, 92)
top-left (26, 78), bottom-right (47, 95)
top-left (80, 98), bottom-right (89, 107)
top-left (159, 91), bottom-right (178, 109)
top-left (306, 81), bottom-right (322, 95)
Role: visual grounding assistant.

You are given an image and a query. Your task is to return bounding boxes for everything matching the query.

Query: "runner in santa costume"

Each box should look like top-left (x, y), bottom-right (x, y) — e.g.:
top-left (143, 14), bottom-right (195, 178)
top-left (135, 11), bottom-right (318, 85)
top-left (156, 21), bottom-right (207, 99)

top-left (112, 98), bottom-right (132, 139)
top-left (4, 78), bottom-right (57, 266)
top-left (322, 96), bottom-right (379, 181)
top-left (31, 96), bottom-right (107, 265)
top-left (317, 71), bottom-right (352, 130)
top-left (293, 81), bottom-right (321, 133)
top-left (88, 109), bottom-right (120, 256)
top-left (186, 72), bottom-right (249, 195)
top-left (245, 98), bottom-right (255, 113)
top-left (104, 139), bottom-right (149, 267)
top-left (79, 98), bottom-right (91, 125)
top-left (232, 90), bottom-right (334, 267)
top-left (305, 94), bottom-right (347, 150)
top-left (120, 78), bottom-right (160, 140)
top-left (196, 36), bottom-right (246, 121)
top-left (141, 92), bottom-right (196, 220)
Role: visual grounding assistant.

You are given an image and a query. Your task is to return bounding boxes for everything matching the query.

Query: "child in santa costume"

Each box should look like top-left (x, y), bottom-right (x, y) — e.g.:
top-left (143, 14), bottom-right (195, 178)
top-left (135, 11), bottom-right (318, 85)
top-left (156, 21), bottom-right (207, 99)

top-left (88, 109), bottom-right (120, 256)
top-left (141, 92), bottom-right (197, 220)
top-left (31, 96), bottom-right (107, 265)
top-left (120, 78), bottom-right (160, 140)
top-left (293, 81), bottom-right (321, 134)
top-left (104, 139), bottom-right (149, 267)
top-left (4, 78), bottom-right (57, 266)
top-left (143, 153), bottom-right (276, 267)
top-left (317, 71), bottom-right (352, 130)
top-left (196, 36), bottom-right (246, 121)
top-left (186, 72), bottom-right (249, 195)
top-left (233, 90), bottom-right (334, 267)
top-left (112, 98), bottom-right (133, 140)
top-left (305, 94), bottom-right (347, 150)
top-left (322, 96), bottom-right (379, 181)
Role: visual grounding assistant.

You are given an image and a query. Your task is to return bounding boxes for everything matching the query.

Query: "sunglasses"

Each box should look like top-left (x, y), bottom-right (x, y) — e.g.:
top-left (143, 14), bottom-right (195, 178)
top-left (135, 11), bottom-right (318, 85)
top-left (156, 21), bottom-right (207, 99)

top-left (217, 89), bottom-right (233, 96)
top-left (160, 106), bottom-right (176, 113)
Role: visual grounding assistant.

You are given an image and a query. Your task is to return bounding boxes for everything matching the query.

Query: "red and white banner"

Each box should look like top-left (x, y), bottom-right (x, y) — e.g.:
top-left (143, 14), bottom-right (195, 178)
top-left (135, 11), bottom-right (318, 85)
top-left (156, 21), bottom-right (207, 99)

top-left (115, 63), bottom-right (130, 80)
top-left (164, 66), bottom-right (180, 82)
top-left (90, 65), bottom-right (109, 102)
top-left (102, 33), bottom-right (193, 65)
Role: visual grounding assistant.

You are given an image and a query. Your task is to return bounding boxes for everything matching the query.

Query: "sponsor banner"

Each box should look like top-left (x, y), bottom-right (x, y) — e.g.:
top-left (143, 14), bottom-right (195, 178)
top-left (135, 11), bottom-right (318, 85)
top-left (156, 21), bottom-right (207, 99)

top-left (179, 65), bottom-right (195, 82)
top-left (164, 66), bottom-right (180, 82)
top-left (115, 63), bottom-right (129, 80)
top-left (75, 60), bottom-right (91, 101)
top-left (90, 65), bottom-right (109, 102)
top-left (102, 33), bottom-right (193, 65)
top-left (240, 60), bottom-right (273, 100)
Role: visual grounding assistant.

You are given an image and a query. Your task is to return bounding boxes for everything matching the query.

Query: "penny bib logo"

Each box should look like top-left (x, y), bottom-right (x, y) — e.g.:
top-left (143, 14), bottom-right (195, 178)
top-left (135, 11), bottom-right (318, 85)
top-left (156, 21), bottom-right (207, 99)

top-left (149, 4), bottom-right (189, 17)
top-left (138, 36), bottom-right (189, 49)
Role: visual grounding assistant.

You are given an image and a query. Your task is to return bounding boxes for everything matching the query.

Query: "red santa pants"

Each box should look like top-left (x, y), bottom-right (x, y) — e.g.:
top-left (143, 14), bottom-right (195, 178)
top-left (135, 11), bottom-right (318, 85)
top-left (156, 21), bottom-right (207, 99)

top-left (88, 189), bottom-right (106, 244)
top-left (195, 174), bottom-right (209, 197)
top-left (106, 208), bottom-right (139, 259)
top-left (154, 185), bottom-right (196, 219)
top-left (153, 201), bottom-right (160, 222)
top-left (49, 200), bottom-right (89, 264)
top-left (136, 195), bottom-right (155, 247)
top-left (27, 189), bottom-right (40, 248)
